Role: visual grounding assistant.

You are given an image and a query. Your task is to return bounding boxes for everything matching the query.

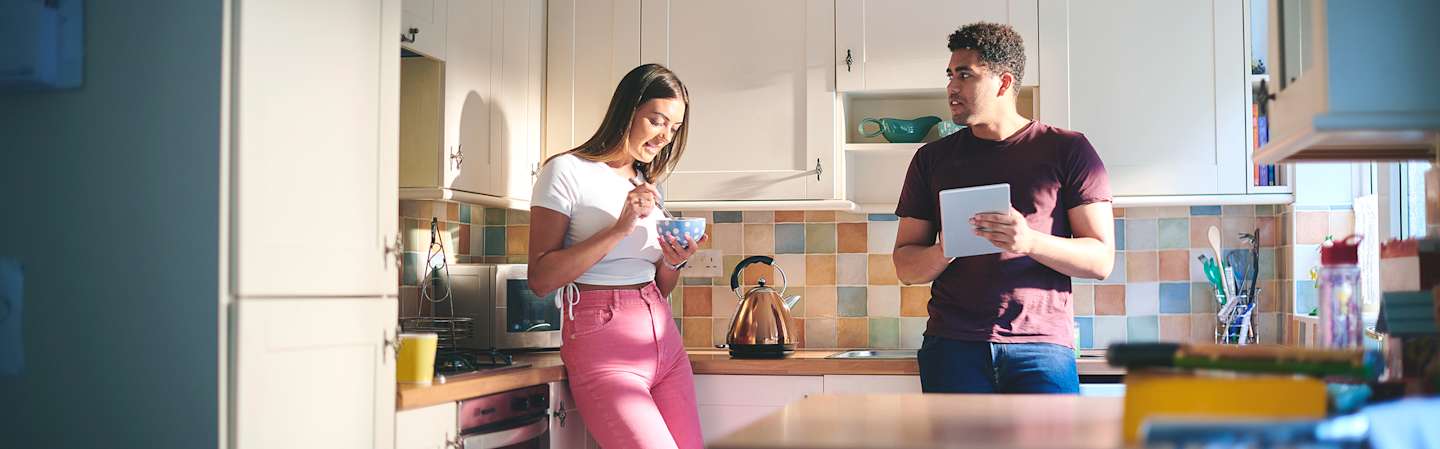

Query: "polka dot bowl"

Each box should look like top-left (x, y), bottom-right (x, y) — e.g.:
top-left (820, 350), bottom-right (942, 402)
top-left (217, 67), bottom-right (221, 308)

top-left (656, 217), bottom-right (707, 248)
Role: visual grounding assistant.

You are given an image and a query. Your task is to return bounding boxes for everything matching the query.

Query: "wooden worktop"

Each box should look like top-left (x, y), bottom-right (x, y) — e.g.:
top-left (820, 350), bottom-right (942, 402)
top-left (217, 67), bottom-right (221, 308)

top-left (688, 349), bottom-right (1123, 376)
top-left (710, 394), bottom-right (1126, 449)
top-left (397, 349), bottom-right (1124, 410)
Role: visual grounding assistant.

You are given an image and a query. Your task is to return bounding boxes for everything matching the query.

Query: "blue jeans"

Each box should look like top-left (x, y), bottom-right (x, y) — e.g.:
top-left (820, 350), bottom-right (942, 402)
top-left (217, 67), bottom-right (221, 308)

top-left (917, 336), bottom-right (1079, 394)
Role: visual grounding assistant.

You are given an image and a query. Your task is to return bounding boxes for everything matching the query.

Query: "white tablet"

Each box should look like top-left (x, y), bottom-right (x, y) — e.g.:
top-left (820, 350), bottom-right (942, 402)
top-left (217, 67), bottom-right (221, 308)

top-left (939, 183), bottom-right (1012, 258)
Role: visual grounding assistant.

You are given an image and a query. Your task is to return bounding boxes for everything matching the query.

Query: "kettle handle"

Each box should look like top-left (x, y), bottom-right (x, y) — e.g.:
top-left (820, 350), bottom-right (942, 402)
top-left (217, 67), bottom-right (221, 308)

top-left (730, 255), bottom-right (788, 299)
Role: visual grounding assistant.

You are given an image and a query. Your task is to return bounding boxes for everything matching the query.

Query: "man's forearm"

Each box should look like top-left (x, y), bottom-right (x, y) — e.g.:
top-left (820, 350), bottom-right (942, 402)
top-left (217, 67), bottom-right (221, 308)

top-left (1025, 233), bottom-right (1113, 280)
top-left (894, 243), bottom-right (950, 285)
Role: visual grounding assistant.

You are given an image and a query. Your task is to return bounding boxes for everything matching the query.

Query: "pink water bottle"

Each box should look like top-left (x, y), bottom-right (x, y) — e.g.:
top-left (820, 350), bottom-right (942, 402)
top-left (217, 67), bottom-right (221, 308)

top-left (1318, 235), bottom-right (1363, 348)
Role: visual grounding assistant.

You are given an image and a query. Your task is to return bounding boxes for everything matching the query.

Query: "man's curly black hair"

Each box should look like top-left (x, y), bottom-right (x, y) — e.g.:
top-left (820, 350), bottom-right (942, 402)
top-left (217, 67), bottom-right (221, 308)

top-left (947, 22), bottom-right (1026, 94)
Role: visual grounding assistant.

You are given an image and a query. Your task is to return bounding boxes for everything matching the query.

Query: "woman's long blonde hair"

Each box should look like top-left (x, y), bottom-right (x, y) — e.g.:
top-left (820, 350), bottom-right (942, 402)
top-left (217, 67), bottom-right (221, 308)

top-left (549, 63), bottom-right (690, 182)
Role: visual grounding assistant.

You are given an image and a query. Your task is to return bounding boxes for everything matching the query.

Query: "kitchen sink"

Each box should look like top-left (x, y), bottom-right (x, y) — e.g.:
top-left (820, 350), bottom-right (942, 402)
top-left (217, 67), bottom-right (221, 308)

top-left (826, 349), bottom-right (918, 359)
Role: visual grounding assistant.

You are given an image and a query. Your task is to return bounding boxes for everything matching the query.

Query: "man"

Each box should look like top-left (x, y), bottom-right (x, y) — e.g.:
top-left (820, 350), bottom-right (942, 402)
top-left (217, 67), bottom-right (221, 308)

top-left (892, 22), bottom-right (1115, 394)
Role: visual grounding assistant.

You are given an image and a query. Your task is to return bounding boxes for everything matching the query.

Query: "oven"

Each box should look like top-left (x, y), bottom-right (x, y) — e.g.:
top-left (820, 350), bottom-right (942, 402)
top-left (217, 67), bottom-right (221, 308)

top-left (448, 264), bottom-right (562, 351)
top-left (458, 384), bottom-right (550, 449)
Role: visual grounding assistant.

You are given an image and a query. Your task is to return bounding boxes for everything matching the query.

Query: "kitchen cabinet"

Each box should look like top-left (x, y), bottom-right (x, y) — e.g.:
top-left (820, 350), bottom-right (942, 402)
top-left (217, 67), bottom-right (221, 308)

top-left (821, 374), bottom-right (922, 394)
top-left (396, 401), bottom-right (458, 449)
top-left (233, 298), bottom-right (399, 449)
top-left (694, 375), bottom-right (825, 443)
top-left (639, 0), bottom-right (839, 203)
top-left (543, 0), bottom-right (641, 160)
top-left (399, 0), bottom-right (545, 210)
top-left (834, 0), bottom-right (1038, 92)
top-left (233, 0), bottom-right (400, 297)
top-left (549, 381), bottom-right (601, 449)
top-left (1253, 0), bottom-right (1440, 163)
top-left (401, 0), bottom-right (446, 59)
top-left (1061, 0), bottom-right (1250, 197)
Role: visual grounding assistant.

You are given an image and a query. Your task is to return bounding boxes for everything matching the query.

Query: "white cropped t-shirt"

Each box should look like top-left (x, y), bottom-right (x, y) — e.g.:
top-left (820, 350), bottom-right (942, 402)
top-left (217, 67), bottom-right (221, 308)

top-left (530, 153), bottom-right (663, 285)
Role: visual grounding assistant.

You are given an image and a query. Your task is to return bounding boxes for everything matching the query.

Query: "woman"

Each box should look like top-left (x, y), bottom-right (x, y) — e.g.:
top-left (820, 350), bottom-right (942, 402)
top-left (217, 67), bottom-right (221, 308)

top-left (527, 64), bottom-right (703, 449)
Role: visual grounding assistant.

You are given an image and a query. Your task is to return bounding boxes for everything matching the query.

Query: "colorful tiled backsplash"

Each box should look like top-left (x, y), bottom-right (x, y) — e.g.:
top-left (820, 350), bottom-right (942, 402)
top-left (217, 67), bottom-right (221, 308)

top-left (400, 201), bottom-right (1293, 350)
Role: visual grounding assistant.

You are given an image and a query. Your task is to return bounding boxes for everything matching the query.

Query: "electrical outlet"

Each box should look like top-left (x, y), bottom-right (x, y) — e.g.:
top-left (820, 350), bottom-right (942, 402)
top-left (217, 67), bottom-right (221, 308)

top-left (682, 249), bottom-right (723, 278)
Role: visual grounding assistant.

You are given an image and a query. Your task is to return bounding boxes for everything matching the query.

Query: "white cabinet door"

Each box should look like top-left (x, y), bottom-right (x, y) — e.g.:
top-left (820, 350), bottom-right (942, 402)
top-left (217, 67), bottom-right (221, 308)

top-left (491, 0), bottom-right (546, 203)
top-left (821, 375), bottom-right (921, 394)
top-left (233, 298), bottom-right (398, 449)
top-left (401, 0), bottom-right (447, 59)
top-left (1066, 0), bottom-right (1247, 196)
top-left (543, 0), bottom-right (642, 159)
top-left (693, 375), bottom-right (823, 443)
top-left (835, 0), bottom-right (1039, 91)
top-left (234, 0), bottom-right (400, 297)
top-left (396, 402), bottom-right (458, 449)
top-left (549, 381), bottom-right (601, 449)
top-left (440, 0), bottom-right (544, 201)
top-left (641, 0), bottom-right (838, 201)
top-left (443, 0), bottom-right (497, 196)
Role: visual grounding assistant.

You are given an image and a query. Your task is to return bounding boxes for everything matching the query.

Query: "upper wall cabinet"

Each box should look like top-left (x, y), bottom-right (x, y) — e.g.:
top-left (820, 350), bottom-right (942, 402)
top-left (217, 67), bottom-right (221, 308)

top-left (401, 0), bottom-right (447, 59)
top-left (544, 0), bottom-right (641, 160)
top-left (835, 0), bottom-right (1039, 92)
top-left (641, 0), bottom-right (839, 202)
top-left (234, 0), bottom-right (400, 297)
top-left (1061, 0), bottom-right (1250, 197)
top-left (1253, 0), bottom-right (1440, 164)
top-left (399, 0), bottom-right (545, 209)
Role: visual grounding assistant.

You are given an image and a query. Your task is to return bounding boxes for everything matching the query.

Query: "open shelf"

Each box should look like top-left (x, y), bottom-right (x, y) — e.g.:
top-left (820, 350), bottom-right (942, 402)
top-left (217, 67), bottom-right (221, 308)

top-left (844, 143), bottom-right (924, 153)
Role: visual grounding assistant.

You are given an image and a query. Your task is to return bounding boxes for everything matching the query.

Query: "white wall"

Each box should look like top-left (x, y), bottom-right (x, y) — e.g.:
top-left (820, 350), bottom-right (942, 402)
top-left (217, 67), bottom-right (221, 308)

top-left (0, 1), bottom-right (223, 448)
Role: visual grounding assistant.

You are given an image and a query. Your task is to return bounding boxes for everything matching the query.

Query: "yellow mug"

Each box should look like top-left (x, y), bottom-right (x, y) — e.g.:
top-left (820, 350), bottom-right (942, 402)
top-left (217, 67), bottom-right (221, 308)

top-left (396, 332), bottom-right (438, 384)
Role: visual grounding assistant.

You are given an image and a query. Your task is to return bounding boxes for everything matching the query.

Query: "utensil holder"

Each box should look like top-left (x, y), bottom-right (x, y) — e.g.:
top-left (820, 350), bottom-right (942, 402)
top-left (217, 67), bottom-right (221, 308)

top-left (1215, 290), bottom-right (1259, 345)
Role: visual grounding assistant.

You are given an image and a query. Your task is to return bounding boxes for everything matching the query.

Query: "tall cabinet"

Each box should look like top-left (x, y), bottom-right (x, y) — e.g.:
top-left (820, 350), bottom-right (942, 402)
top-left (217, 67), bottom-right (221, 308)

top-left (230, 0), bottom-right (401, 448)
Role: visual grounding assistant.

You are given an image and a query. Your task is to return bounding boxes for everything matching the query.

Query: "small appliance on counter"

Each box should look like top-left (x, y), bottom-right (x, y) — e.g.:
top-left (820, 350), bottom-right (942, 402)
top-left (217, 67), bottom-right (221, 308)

top-left (724, 256), bottom-right (801, 359)
top-left (445, 263), bottom-right (562, 352)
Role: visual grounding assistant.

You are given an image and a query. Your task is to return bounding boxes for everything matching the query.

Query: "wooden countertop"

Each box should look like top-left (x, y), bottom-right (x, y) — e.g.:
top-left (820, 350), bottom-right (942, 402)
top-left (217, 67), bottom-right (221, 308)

top-left (396, 352), bottom-right (567, 411)
top-left (710, 394), bottom-right (1126, 449)
top-left (689, 349), bottom-right (1124, 376)
top-left (397, 349), bottom-right (1124, 410)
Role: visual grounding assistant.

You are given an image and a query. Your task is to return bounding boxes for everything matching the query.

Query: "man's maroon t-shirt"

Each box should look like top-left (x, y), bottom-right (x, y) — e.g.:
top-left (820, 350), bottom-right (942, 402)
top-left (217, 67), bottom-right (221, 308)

top-left (895, 121), bottom-right (1111, 348)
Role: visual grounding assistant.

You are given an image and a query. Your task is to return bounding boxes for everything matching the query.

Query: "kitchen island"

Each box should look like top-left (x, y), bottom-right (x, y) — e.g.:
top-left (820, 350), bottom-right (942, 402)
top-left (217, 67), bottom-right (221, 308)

top-left (709, 394), bottom-right (1125, 449)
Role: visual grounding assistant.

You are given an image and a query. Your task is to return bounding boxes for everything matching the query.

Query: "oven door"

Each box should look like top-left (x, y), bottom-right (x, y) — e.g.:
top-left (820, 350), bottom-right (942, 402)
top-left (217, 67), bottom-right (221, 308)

top-left (460, 417), bottom-right (548, 449)
top-left (492, 264), bottom-right (562, 349)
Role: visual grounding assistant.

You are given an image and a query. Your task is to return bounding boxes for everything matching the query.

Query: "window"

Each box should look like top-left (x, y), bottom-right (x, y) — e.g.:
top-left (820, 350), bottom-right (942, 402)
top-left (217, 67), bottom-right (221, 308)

top-left (1381, 161), bottom-right (1432, 240)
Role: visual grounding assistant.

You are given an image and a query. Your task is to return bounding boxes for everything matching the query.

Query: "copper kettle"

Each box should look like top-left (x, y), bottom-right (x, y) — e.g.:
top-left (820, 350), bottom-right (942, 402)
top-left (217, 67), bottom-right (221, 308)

top-left (724, 256), bottom-right (801, 358)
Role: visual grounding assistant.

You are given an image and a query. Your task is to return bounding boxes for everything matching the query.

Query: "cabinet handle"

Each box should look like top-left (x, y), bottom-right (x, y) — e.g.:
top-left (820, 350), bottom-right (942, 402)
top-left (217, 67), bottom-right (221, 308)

top-left (401, 27), bottom-right (419, 43)
top-left (382, 328), bottom-right (399, 364)
top-left (845, 49), bottom-right (853, 72)
top-left (383, 234), bottom-right (403, 270)
top-left (450, 145), bottom-right (465, 170)
top-left (815, 158), bottom-right (823, 181)
top-left (446, 433), bottom-right (464, 449)
top-left (553, 401), bottom-right (567, 426)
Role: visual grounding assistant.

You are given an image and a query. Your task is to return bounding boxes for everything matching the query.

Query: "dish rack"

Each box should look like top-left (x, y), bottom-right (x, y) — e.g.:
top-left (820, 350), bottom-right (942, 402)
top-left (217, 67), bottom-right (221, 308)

top-left (399, 218), bottom-right (474, 348)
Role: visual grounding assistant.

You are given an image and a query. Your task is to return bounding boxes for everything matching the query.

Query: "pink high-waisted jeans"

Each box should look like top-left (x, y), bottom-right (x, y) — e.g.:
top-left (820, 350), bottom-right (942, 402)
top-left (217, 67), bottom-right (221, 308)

top-left (559, 283), bottom-right (703, 449)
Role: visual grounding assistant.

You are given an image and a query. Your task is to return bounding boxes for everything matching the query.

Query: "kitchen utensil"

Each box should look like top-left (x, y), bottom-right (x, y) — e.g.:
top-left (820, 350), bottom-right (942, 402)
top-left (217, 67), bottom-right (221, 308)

top-left (656, 217), bottom-right (706, 248)
top-left (1199, 255), bottom-right (1227, 305)
top-left (1245, 228), bottom-right (1261, 302)
top-left (396, 332), bottom-right (439, 384)
top-left (725, 256), bottom-right (801, 358)
top-left (1226, 250), bottom-right (1251, 296)
top-left (628, 175), bottom-right (673, 219)
top-left (1208, 226), bottom-right (1234, 298)
top-left (858, 116), bottom-right (943, 143)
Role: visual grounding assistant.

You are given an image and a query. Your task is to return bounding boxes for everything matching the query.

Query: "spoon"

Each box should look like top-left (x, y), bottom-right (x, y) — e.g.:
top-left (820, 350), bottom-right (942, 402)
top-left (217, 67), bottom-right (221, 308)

top-left (1208, 225), bottom-right (1233, 298)
top-left (629, 176), bottom-right (674, 219)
